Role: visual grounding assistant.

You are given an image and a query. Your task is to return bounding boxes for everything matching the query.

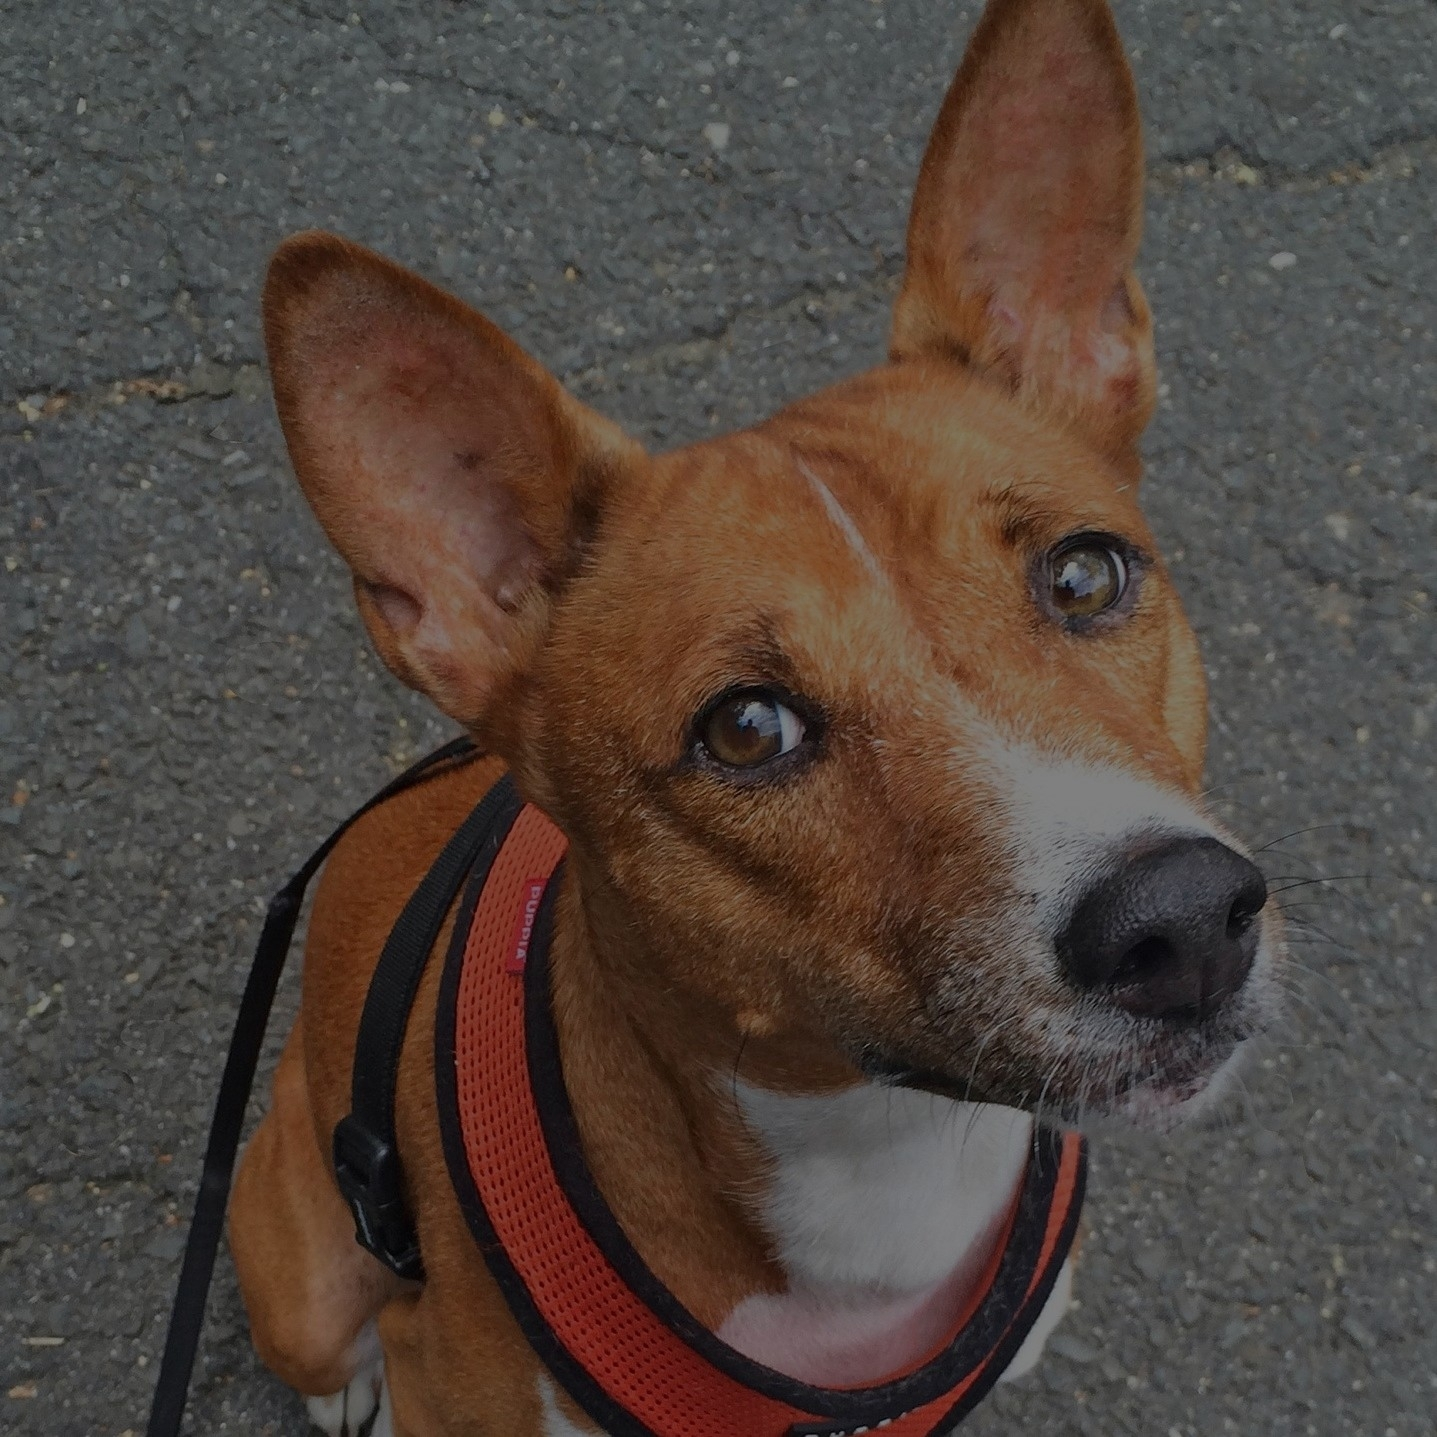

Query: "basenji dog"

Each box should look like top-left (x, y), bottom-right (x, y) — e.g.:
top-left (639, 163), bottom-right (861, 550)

top-left (227, 1), bottom-right (1285, 1432)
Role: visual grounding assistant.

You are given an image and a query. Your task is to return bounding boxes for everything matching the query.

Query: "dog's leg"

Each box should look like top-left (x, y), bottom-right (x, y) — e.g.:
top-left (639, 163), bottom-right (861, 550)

top-left (303, 1344), bottom-right (384, 1437)
top-left (230, 1023), bottom-right (405, 1420)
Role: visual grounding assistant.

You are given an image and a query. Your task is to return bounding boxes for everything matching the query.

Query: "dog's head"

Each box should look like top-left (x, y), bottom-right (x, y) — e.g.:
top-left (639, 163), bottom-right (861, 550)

top-left (264, 0), bottom-right (1283, 1130)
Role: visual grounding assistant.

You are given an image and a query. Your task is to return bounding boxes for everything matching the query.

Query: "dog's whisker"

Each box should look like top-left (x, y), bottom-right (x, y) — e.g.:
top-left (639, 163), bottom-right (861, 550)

top-left (1267, 873), bottom-right (1371, 896)
top-left (1277, 918), bottom-right (1361, 960)
top-left (1251, 822), bottom-right (1352, 855)
top-left (728, 1033), bottom-right (750, 1117)
top-left (1268, 982), bottom-right (1337, 1038)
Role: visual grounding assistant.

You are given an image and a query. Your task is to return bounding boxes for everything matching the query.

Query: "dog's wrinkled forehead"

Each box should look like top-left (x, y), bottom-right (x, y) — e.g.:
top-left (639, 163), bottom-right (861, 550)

top-left (576, 364), bottom-right (1166, 754)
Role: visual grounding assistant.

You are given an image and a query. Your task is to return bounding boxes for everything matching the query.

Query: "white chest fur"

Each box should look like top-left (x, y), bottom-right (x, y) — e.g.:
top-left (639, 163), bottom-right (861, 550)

top-left (716, 1083), bottom-right (1060, 1386)
top-left (536, 1086), bottom-right (1072, 1432)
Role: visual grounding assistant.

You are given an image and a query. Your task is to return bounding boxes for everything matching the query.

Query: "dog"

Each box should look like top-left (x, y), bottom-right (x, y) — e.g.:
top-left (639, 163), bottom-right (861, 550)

top-left (228, 0), bottom-right (1285, 1432)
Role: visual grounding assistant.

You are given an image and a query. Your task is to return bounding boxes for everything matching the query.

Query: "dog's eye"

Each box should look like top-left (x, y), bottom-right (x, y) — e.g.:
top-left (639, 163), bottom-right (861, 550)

top-left (1046, 538), bottom-right (1128, 621)
top-left (700, 690), bottom-right (806, 768)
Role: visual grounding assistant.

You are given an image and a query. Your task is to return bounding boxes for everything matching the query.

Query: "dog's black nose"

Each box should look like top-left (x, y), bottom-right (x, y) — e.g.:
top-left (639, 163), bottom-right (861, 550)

top-left (1057, 837), bottom-right (1268, 1023)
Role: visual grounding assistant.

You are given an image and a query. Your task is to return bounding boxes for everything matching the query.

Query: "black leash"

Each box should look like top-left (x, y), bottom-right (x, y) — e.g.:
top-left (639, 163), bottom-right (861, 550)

top-left (144, 736), bottom-right (479, 1437)
top-left (331, 774), bottom-right (522, 1281)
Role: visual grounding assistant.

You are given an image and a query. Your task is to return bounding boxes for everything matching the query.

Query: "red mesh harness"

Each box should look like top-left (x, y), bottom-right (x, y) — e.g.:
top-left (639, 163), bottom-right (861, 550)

top-left (345, 769), bottom-right (1086, 1437)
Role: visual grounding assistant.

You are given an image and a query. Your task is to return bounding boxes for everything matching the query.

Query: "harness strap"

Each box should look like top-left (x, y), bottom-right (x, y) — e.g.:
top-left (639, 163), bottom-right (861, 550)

top-left (333, 774), bottom-right (524, 1279)
top-left (144, 737), bottom-right (479, 1437)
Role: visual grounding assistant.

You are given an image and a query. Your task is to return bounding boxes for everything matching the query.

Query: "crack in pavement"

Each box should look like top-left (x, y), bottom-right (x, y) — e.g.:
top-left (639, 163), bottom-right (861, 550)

top-left (4, 267), bottom-right (898, 418)
top-left (6, 128), bottom-right (1432, 417)
top-left (4, 370), bottom-right (262, 427)
top-left (339, 6), bottom-right (698, 163)
top-left (1151, 131), bottom-right (1436, 192)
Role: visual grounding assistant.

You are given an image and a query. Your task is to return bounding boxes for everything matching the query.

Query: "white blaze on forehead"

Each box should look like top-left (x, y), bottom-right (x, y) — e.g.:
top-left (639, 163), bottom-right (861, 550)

top-left (794, 455), bottom-right (888, 588)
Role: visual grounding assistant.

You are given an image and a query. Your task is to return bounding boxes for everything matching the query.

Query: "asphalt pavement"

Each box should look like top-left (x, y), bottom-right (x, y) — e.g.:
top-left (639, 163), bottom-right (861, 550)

top-left (1, 2), bottom-right (1434, 1434)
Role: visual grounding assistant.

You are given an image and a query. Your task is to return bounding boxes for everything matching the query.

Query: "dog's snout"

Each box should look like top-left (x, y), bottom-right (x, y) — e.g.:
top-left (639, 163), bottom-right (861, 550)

top-left (1057, 838), bottom-right (1268, 1023)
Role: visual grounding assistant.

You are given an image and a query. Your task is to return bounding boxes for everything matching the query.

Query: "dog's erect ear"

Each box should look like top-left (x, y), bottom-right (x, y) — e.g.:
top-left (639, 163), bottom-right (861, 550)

top-left (264, 231), bottom-right (641, 727)
top-left (892, 0), bottom-right (1154, 460)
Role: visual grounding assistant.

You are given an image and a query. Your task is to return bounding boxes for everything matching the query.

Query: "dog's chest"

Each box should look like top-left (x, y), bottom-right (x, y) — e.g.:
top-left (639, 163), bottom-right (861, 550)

top-left (717, 1085), bottom-right (1032, 1385)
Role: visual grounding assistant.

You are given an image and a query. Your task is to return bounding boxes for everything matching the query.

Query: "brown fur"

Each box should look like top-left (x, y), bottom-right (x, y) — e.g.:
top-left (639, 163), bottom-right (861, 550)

top-left (228, 3), bottom-right (1253, 1432)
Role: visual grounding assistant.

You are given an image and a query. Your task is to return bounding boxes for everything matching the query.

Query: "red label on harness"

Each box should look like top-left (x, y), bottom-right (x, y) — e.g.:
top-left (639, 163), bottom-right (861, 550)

top-left (505, 878), bottom-right (548, 975)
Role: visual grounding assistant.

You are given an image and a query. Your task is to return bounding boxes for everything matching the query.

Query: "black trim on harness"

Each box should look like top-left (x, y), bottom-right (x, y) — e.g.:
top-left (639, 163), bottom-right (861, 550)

top-left (920, 1149), bottom-right (1085, 1437)
top-left (144, 737), bottom-right (479, 1437)
top-left (334, 774), bottom-right (523, 1279)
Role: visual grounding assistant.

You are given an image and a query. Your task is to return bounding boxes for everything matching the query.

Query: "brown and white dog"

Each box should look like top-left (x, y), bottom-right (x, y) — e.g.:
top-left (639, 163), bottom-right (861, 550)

top-left (229, 0), bottom-right (1285, 1432)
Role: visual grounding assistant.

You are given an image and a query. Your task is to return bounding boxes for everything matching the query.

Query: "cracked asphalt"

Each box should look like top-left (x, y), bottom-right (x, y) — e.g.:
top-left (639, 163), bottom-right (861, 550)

top-left (2, 2), bottom-right (1434, 1434)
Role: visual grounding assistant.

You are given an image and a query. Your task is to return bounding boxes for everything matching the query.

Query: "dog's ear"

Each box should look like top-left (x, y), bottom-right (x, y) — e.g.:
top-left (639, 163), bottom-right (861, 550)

top-left (892, 0), bottom-right (1154, 461)
top-left (264, 231), bottom-right (641, 727)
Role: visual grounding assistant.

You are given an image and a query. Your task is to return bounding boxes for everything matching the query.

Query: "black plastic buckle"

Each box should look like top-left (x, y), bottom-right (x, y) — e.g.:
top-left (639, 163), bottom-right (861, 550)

top-left (332, 1115), bottom-right (424, 1281)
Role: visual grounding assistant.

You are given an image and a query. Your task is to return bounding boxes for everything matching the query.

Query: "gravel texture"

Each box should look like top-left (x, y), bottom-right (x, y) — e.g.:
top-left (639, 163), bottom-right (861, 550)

top-left (1, 2), bottom-right (1433, 1434)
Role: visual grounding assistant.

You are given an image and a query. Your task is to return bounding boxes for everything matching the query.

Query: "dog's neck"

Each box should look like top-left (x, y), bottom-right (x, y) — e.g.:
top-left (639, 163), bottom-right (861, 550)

top-left (546, 872), bottom-right (1032, 1385)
